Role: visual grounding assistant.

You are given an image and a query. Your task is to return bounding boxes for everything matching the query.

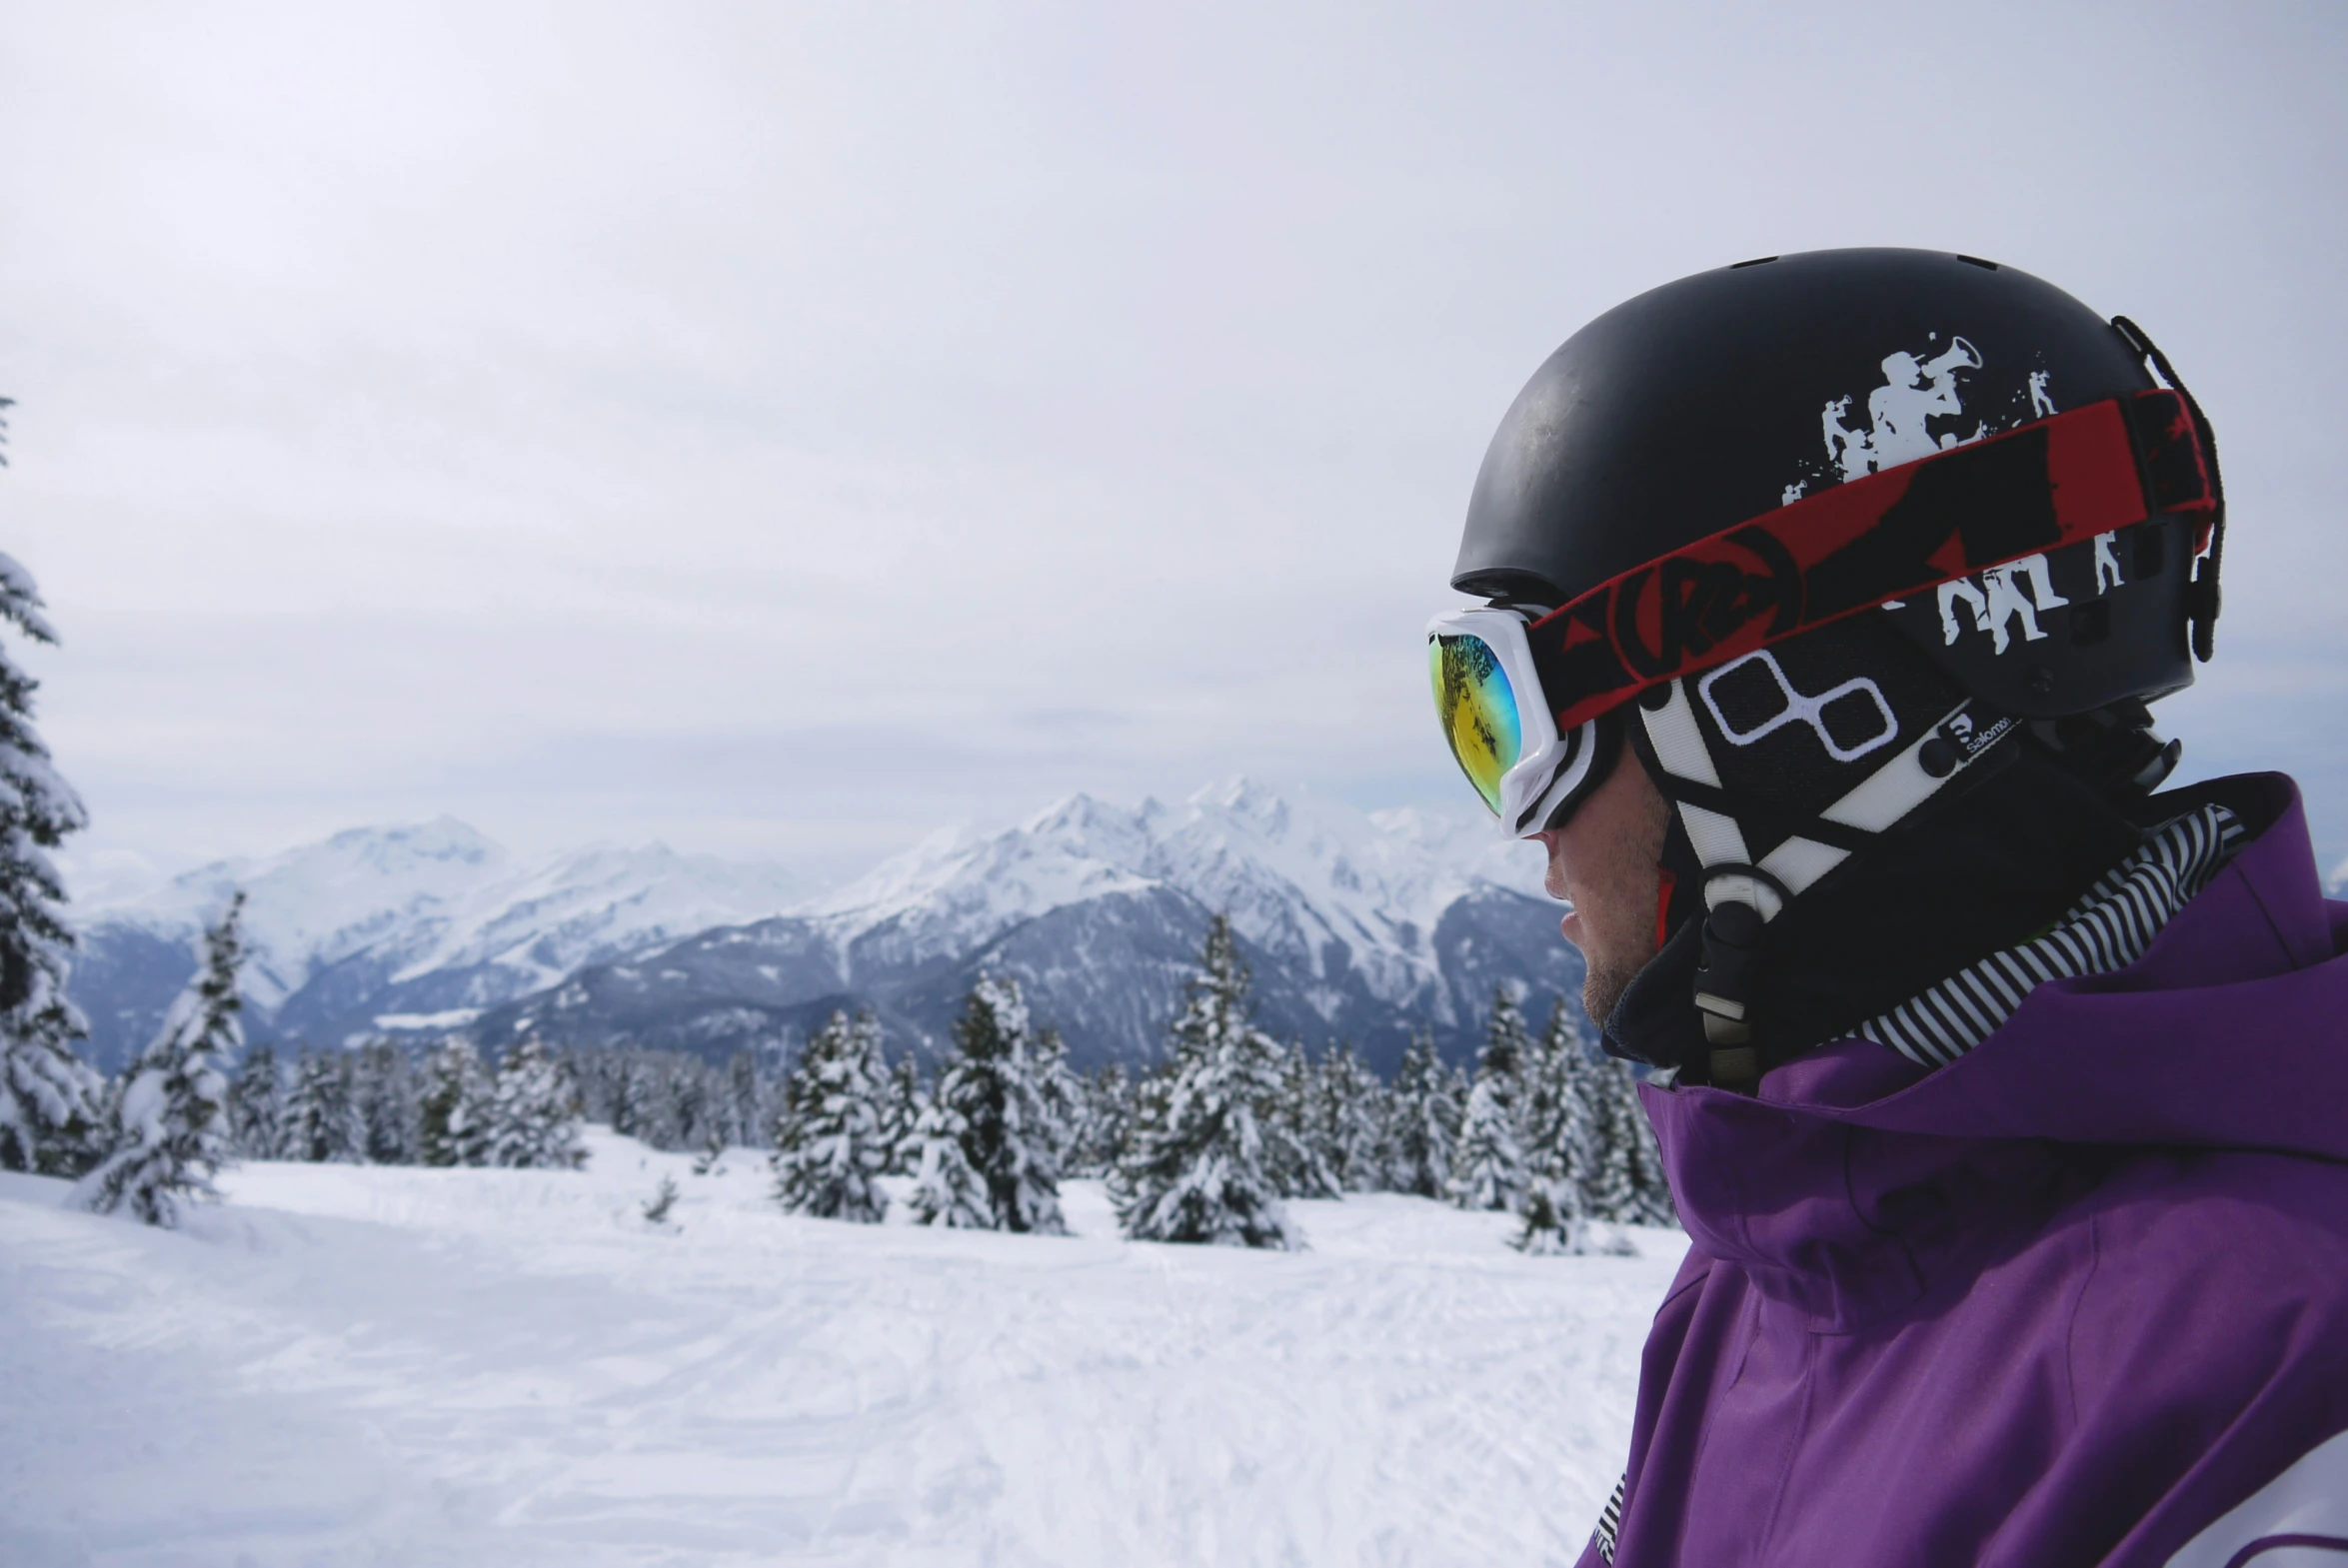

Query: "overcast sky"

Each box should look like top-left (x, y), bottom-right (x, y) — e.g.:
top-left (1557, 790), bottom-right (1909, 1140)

top-left (3, 2), bottom-right (2344, 888)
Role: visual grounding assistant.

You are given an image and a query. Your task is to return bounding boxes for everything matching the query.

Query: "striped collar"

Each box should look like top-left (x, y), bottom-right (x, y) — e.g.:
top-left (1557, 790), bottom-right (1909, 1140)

top-left (1863, 802), bottom-right (2246, 1070)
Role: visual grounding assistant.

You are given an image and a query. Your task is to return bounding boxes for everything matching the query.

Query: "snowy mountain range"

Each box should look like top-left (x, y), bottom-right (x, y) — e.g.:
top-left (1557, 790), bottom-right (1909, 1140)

top-left (69, 820), bottom-right (807, 1072)
top-left (68, 782), bottom-right (1586, 1076)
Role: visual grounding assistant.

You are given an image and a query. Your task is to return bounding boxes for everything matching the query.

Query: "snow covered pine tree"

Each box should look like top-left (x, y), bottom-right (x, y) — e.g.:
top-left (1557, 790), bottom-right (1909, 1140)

top-left (606, 1052), bottom-right (651, 1141)
top-left (1583, 1055), bottom-right (1642, 1224)
top-left (1450, 986), bottom-right (1531, 1213)
top-left (418, 1036), bottom-right (491, 1166)
top-left (1112, 913), bottom-right (1300, 1249)
top-left (77, 892), bottom-right (245, 1225)
top-left (351, 1041), bottom-right (420, 1164)
top-left (880, 1054), bottom-right (922, 1175)
top-left (1030, 1023), bottom-right (1084, 1180)
top-left (0, 546), bottom-right (100, 1177)
top-left (1590, 1054), bottom-right (1677, 1228)
top-left (1513, 995), bottom-right (1604, 1255)
top-left (1069, 1061), bottom-right (1133, 1178)
top-left (1265, 1039), bottom-right (1340, 1199)
top-left (905, 1083), bottom-right (991, 1228)
top-left (1385, 1027), bottom-right (1461, 1200)
top-left (726, 1047), bottom-right (764, 1151)
top-left (932, 974), bottom-right (1066, 1233)
top-left (1310, 1042), bottom-right (1389, 1193)
top-left (487, 1036), bottom-right (585, 1169)
top-left (225, 1042), bottom-right (285, 1158)
top-left (771, 1009), bottom-right (892, 1223)
top-left (284, 1047), bottom-right (362, 1163)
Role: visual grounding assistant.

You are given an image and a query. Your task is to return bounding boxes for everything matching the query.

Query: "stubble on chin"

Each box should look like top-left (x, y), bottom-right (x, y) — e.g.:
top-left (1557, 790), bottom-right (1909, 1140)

top-left (1581, 957), bottom-right (1643, 1034)
top-left (1549, 760), bottom-right (1674, 1033)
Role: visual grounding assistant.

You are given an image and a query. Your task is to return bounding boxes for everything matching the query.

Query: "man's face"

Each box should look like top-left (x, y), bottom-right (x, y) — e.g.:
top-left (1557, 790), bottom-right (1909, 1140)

top-left (1533, 754), bottom-right (1673, 1028)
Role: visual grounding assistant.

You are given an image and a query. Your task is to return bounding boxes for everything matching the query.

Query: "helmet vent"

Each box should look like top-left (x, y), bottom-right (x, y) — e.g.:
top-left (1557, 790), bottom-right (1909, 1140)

top-left (1729, 255), bottom-right (1778, 269)
top-left (1954, 254), bottom-right (2001, 270)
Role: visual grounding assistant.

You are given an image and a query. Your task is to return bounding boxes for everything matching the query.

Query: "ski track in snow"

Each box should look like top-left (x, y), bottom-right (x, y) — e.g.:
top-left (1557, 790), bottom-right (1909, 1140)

top-left (0, 1129), bottom-right (1683, 1567)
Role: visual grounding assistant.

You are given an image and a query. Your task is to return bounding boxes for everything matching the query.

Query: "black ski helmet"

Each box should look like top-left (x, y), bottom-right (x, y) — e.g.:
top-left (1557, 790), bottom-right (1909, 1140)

top-left (1447, 248), bottom-right (2225, 1088)
top-left (1456, 248), bottom-right (2222, 725)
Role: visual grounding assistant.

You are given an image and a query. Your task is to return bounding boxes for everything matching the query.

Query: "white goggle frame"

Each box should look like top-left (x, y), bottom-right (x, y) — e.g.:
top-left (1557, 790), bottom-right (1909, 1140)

top-left (1426, 605), bottom-right (1609, 839)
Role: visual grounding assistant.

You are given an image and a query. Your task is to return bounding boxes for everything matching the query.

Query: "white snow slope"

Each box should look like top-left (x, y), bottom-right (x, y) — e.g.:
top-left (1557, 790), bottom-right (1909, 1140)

top-left (0, 1130), bottom-right (1681, 1568)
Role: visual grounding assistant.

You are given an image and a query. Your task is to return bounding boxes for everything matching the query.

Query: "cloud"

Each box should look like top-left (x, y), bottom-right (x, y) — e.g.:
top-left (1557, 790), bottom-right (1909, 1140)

top-left (3, 1), bottom-right (2344, 873)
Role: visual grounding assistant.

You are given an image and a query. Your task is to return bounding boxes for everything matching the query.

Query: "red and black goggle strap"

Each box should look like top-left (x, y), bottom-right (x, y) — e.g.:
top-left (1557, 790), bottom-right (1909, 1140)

top-left (1520, 376), bottom-right (2222, 737)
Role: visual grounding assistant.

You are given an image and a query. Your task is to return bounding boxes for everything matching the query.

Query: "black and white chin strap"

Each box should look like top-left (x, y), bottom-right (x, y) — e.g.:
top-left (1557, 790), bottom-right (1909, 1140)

top-left (1635, 681), bottom-right (2017, 1092)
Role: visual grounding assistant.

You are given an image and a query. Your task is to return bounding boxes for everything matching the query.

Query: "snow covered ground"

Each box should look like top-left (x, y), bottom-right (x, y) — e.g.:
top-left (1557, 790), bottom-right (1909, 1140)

top-left (0, 1129), bottom-right (1684, 1567)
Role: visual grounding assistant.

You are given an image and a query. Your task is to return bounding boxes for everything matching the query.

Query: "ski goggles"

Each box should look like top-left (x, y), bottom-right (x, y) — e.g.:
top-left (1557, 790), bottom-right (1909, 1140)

top-left (1427, 606), bottom-right (1620, 838)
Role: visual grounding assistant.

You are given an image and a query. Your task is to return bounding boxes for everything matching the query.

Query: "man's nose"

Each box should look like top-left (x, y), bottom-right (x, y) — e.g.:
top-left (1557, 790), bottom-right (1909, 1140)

top-left (1534, 830), bottom-right (1569, 899)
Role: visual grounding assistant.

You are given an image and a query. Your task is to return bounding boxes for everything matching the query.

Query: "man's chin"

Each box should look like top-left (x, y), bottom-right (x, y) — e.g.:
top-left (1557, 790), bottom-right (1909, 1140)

top-left (1582, 957), bottom-right (1643, 1033)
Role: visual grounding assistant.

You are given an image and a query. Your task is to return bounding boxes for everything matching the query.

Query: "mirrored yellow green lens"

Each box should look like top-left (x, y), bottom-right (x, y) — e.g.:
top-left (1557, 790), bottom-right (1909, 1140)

top-left (1430, 634), bottom-right (1520, 815)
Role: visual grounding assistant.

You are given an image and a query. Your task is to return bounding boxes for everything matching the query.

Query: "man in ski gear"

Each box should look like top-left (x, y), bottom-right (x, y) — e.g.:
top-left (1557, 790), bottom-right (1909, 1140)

top-left (1428, 249), bottom-right (2348, 1566)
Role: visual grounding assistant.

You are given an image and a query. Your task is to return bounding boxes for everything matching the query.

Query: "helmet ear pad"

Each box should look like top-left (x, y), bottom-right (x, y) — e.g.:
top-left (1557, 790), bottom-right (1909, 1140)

top-left (1641, 614), bottom-right (1970, 867)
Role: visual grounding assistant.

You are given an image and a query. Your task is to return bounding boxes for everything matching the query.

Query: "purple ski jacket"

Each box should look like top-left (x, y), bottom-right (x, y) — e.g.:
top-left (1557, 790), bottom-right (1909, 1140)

top-left (1587, 777), bottom-right (2348, 1567)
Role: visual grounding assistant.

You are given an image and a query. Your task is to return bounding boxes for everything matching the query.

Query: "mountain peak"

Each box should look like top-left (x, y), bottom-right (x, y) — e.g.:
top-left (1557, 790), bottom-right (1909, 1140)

top-left (1188, 776), bottom-right (1292, 834)
top-left (1023, 791), bottom-right (1128, 834)
top-left (69, 784), bottom-right (1581, 1076)
top-left (72, 819), bottom-right (806, 1064)
top-left (319, 816), bottom-right (504, 869)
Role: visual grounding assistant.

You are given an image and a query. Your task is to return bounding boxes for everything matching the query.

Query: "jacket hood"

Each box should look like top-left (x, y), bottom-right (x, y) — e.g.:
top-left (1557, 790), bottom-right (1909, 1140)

top-left (1641, 773), bottom-right (2348, 1325)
